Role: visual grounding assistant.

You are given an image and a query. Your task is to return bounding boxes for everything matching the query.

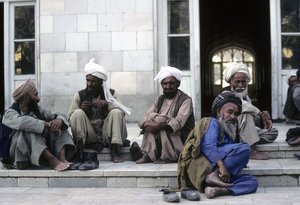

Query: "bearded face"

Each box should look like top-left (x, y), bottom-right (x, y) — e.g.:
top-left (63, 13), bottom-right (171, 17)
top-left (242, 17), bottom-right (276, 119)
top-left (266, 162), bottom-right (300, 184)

top-left (217, 102), bottom-right (240, 141)
top-left (161, 76), bottom-right (180, 99)
top-left (218, 115), bottom-right (238, 141)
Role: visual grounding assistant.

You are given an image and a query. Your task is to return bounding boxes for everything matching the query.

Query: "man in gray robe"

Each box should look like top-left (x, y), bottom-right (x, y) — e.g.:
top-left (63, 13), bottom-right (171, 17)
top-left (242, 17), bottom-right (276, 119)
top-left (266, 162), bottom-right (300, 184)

top-left (68, 58), bottom-right (130, 165)
top-left (136, 66), bottom-right (195, 164)
top-left (223, 63), bottom-right (278, 160)
top-left (2, 79), bottom-right (76, 171)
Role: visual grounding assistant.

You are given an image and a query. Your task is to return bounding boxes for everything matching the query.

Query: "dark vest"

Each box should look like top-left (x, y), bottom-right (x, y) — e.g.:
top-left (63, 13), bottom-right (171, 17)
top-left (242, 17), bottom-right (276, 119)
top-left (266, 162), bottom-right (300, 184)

top-left (157, 90), bottom-right (195, 144)
top-left (283, 84), bottom-right (300, 119)
top-left (78, 88), bottom-right (114, 119)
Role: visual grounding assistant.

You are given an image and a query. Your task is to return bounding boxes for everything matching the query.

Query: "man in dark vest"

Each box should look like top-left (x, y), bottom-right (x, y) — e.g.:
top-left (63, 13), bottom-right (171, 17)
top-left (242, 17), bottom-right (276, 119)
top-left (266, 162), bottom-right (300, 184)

top-left (283, 69), bottom-right (300, 124)
top-left (136, 66), bottom-right (195, 164)
top-left (68, 58), bottom-right (131, 167)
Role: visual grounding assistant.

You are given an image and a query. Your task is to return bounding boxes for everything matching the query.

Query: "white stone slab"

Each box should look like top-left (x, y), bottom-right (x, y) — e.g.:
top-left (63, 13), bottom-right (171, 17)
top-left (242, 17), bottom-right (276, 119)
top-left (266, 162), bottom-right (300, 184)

top-left (78, 14), bottom-right (97, 32)
top-left (88, 0), bottom-right (109, 13)
top-left (111, 72), bottom-right (136, 95)
top-left (97, 13), bottom-right (123, 32)
top-left (124, 50), bottom-right (153, 71)
top-left (40, 0), bottom-right (64, 16)
top-left (53, 15), bottom-right (77, 33)
top-left (124, 13), bottom-right (153, 31)
top-left (65, 0), bottom-right (88, 14)
top-left (40, 33), bottom-right (65, 52)
top-left (40, 53), bottom-right (54, 73)
top-left (137, 31), bottom-right (153, 50)
top-left (40, 16), bottom-right (53, 34)
top-left (136, 0), bottom-right (153, 12)
top-left (66, 33), bottom-right (89, 51)
top-left (109, 0), bottom-right (135, 13)
top-left (112, 32), bottom-right (136, 51)
top-left (53, 52), bottom-right (77, 72)
top-left (89, 32), bottom-right (111, 51)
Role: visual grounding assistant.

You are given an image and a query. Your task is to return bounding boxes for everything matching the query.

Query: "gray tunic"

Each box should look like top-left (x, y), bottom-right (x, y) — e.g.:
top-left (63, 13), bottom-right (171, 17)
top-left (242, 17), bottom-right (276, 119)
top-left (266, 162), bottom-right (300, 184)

top-left (2, 106), bottom-right (76, 168)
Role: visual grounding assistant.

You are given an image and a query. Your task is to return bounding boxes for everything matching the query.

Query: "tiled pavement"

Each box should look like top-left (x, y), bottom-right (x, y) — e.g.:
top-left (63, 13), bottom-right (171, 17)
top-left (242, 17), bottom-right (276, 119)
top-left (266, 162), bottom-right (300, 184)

top-left (1, 186), bottom-right (300, 204)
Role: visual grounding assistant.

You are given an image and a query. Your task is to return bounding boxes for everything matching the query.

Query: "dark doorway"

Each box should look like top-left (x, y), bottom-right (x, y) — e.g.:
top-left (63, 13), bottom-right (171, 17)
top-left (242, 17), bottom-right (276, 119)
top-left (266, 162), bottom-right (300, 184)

top-left (200, 0), bottom-right (271, 117)
top-left (0, 3), bottom-right (3, 114)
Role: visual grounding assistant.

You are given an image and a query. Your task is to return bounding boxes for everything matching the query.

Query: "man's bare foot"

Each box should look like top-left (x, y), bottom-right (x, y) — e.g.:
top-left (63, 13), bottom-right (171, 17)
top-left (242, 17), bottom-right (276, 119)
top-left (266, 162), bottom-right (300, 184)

top-left (53, 161), bottom-right (70, 171)
top-left (205, 186), bottom-right (231, 199)
top-left (250, 149), bottom-right (270, 160)
top-left (111, 154), bottom-right (124, 163)
top-left (136, 155), bottom-right (152, 164)
top-left (205, 171), bottom-right (233, 187)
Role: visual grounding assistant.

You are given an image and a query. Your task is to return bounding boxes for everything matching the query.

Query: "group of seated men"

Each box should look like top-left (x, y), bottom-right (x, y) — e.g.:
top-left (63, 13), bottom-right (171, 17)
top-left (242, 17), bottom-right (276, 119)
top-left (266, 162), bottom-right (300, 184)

top-left (0, 60), bottom-right (281, 200)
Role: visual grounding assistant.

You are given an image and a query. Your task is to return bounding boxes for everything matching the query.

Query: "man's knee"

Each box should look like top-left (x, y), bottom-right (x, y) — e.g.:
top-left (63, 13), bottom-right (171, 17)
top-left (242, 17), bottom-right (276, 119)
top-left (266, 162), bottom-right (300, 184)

top-left (70, 109), bottom-right (86, 121)
top-left (108, 108), bottom-right (124, 118)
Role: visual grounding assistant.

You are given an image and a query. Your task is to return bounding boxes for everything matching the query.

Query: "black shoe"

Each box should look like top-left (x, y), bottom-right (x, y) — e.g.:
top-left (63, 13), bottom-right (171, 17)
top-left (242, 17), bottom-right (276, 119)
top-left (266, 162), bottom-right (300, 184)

top-left (69, 152), bottom-right (87, 170)
top-left (181, 188), bottom-right (200, 201)
top-left (78, 152), bottom-right (99, 170)
top-left (162, 192), bottom-right (180, 203)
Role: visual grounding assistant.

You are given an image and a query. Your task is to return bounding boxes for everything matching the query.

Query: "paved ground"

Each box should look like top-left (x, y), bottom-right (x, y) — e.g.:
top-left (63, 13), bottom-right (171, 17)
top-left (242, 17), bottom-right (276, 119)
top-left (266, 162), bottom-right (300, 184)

top-left (1, 186), bottom-right (300, 205)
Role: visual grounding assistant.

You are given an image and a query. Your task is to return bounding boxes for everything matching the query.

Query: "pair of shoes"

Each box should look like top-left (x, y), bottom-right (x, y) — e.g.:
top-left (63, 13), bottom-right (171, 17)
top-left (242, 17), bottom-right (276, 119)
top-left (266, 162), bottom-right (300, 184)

top-left (181, 188), bottom-right (200, 201)
top-left (69, 152), bottom-right (99, 170)
top-left (78, 152), bottom-right (99, 170)
top-left (163, 192), bottom-right (180, 203)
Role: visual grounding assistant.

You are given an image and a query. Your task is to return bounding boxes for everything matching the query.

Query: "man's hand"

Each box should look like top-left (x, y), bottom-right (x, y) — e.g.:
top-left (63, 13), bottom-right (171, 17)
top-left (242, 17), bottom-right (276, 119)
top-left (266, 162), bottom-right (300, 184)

top-left (142, 121), bottom-right (162, 134)
top-left (81, 101), bottom-right (91, 113)
top-left (45, 119), bottom-right (63, 136)
top-left (260, 111), bottom-right (272, 130)
top-left (92, 99), bottom-right (108, 109)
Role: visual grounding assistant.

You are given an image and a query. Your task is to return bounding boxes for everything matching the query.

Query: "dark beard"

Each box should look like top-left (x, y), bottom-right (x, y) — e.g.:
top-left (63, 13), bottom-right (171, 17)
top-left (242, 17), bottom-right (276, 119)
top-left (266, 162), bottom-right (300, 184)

top-left (218, 117), bottom-right (238, 142)
top-left (28, 99), bottom-right (44, 120)
top-left (163, 90), bottom-right (178, 99)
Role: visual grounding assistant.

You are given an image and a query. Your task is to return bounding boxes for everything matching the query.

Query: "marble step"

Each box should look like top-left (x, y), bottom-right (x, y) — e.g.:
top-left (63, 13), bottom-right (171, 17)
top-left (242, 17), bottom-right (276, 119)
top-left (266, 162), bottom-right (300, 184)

top-left (1, 159), bottom-right (300, 188)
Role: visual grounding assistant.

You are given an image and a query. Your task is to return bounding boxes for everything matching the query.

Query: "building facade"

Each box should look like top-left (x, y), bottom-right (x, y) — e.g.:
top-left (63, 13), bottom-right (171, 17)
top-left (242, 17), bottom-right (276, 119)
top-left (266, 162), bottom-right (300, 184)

top-left (0, 0), bottom-right (298, 122)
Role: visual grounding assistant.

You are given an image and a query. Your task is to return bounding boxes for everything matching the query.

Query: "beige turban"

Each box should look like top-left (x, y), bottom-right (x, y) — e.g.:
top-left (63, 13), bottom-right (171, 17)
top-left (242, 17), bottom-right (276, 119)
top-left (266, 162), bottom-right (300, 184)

top-left (154, 66), bottom-right (182, 83)
top-left (83, 58), bottom-right (131, 115)
top-left (84, 58), bottom-right (107, 81)
top-left (223, 63), bottom-right (251, 83)
top-left (12, 79), bottom-right (37, 101)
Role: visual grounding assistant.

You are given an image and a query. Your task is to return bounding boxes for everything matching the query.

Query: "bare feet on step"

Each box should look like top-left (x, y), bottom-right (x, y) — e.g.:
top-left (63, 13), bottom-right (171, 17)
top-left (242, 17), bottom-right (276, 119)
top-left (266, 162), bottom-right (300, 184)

top-left (205, 170), bottom-right (233, 187)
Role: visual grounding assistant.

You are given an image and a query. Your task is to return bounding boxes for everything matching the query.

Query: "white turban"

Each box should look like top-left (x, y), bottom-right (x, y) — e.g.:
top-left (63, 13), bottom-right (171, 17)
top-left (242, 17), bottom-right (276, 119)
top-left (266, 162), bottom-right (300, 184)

top-left (154, 66), bottom-right (182, 83)
top-left (286, 71), bottom-right (296, 85)
top-left (84, 58), bottom-right (107, 81)
top-left (83, 58), bottom-right (131, 115)
top-left (223, 63), bottom-right (251, 83)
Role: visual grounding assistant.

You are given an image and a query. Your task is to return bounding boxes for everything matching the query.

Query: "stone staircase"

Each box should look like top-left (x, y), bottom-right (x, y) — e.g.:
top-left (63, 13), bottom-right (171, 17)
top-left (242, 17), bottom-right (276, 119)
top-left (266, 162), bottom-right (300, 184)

top-left (1, 123), bottom-right (300, 188)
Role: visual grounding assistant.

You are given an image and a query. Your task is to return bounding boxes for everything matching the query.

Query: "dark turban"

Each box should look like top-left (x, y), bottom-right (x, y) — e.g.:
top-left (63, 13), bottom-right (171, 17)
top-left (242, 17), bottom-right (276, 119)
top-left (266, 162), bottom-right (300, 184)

top-left (211, 91), bottom-right (242, 117)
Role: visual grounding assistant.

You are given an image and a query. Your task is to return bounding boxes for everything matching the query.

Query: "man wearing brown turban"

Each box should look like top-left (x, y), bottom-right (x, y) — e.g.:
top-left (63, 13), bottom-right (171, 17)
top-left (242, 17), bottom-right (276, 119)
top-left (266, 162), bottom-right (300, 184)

top-left (1, 79), bottom-right (76, 171)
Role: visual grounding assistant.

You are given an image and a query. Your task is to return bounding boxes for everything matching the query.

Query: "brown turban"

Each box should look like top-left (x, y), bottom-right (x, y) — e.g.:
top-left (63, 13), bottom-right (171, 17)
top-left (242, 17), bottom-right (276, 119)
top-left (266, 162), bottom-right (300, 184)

top-left (12, 79), bottom-right (37, 101)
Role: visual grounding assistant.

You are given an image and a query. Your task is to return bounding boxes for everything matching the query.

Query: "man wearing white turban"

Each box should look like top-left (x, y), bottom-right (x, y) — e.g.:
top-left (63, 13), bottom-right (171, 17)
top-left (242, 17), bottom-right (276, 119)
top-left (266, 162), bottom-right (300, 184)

top-left (68, 58), bottom-right (130, 167)
top-left (136, 66), bottom-right (195, 164)
top-left (283, 69), bottom-right (300, 124)
top-left (1, 79), bottom-right (76, 171)
top-left (223, 63), bottom-right (278, 160)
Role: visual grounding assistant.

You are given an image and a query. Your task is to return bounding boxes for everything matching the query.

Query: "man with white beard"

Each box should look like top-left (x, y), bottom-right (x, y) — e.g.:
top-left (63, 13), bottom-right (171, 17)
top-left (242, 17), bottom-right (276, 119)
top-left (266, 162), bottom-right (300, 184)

top-left (163, 91), bottom-right (258, 202)
top-left (223, 63), bottom-right (278, 160)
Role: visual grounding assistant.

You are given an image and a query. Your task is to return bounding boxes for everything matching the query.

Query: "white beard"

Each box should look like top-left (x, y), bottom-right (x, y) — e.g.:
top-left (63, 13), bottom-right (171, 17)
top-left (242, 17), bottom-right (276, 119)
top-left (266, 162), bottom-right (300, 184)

top-left (218, 116), bottom-right (238, 142)
top-left (231, 86), bottom-right (248, 99)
